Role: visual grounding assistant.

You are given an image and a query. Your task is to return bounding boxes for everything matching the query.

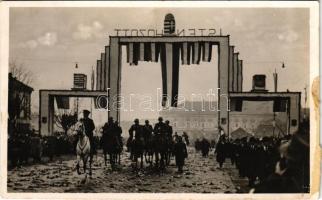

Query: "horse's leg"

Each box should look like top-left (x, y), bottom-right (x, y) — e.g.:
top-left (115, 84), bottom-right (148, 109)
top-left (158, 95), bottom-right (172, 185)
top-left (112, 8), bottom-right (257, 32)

top-left (118, 153), bottom-right (121, 165)
top-left (160, 153), bottom-right (165, 170)
top-left (103, 151), bottom-right (107, 167)
top-left (89, 155), bottom-right (92, 177)
top-left (76, 155), bottom-right (81, 175)
top-left (83, 157), bottom-right (87, 175)
top-left (110, 153), bottom-right (115, 170)
top-left (150, 151), bottom-right (153, 166)
top-left (140, 153), bottom-right (144, 169)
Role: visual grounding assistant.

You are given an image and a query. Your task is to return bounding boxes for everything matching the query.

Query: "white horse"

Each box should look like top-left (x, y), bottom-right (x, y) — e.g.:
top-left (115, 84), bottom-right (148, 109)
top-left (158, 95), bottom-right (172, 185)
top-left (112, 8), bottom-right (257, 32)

top-left (74, 121), bottom-right (92, 181)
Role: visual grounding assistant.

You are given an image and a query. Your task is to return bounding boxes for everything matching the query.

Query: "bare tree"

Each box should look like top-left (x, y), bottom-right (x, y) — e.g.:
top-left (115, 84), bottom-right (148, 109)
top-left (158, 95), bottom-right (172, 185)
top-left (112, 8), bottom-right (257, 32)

top-left (54, 112), bottom-right (78, 135)
top-left (9, 60), bottom-right (35, 86)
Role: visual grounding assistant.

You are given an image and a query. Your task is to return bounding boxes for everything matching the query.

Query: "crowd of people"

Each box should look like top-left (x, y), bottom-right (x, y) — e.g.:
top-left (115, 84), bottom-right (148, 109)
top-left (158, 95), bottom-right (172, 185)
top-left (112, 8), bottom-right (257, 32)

top-left (8, 108), bottom-right (310, 193)
top-left (125, 117), bottom-right (188, 172)
top-left (193, 121), bottom-right (309, 193)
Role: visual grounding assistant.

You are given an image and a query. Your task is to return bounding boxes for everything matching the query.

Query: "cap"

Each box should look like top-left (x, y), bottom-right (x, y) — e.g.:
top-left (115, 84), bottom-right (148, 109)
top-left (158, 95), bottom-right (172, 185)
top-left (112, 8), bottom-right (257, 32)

top-left (83, 110), bottom-right (90, 115)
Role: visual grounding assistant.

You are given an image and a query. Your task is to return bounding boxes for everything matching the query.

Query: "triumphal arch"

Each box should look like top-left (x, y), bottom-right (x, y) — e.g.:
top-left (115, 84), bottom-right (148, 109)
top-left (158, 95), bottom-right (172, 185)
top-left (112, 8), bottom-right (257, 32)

top-left (39, 14), bottom-right (300, 136)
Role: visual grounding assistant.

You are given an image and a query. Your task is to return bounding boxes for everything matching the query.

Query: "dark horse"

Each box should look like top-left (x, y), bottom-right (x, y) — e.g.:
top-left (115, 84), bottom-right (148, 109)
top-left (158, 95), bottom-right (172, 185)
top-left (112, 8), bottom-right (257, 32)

top-left (130, 134), bottom-right (145, 169)
top-left (165, 136), bottom-right (175, 166)
top-left (144, 135), bottom-right (154, 165)
top-left (153, 134), bottom-right (168, 171)
top-left (101, 122), bottom-right (121, 169)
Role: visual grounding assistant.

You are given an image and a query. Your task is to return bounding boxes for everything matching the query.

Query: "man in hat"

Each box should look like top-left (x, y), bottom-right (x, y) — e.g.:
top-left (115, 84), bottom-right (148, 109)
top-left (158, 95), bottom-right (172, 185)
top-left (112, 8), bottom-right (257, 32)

top-left (164, 120), bottom-right (173, 140)
top-left (128, 119), bottom-right (143, 158)
top-left (173, 136), bottom-right (188, 173)
top-left (153, 117), bottom-right (166, 136)
top-left (81, 110), bottom-right (96, 161)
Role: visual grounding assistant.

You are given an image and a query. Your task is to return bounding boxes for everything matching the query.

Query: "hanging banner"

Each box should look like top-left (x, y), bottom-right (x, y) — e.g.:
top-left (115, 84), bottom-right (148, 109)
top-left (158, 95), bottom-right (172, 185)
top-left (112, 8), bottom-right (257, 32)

top-left (139, 42), bottom-right (145, 61)
top-left (202, 42), bottom-right (209, 62)
top-left (56, 96), bottom-right (70, 109)
top-left (151, 43), bottom-right (156, 62)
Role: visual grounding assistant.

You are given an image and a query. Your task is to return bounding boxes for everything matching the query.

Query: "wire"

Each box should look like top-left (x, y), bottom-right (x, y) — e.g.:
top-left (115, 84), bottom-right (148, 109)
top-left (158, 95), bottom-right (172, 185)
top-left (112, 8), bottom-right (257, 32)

top-left (13, 57), bottom-right (94, 65)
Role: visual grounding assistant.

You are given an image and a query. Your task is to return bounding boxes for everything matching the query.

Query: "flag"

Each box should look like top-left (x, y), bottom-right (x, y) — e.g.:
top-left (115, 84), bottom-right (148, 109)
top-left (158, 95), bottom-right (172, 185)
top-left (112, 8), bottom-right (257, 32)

top-left (192, 42), bottom-right (200, 64)
top-left (202, 42), bottom-right (210, 62)
top-left (151, 43), bottom-right (156, 62)
top-left (56, 96), bottom-right (70, 109)
top-left (127, 43), bottom-right (134, 64)
top-left (139, 42), bottom-right (145, 61)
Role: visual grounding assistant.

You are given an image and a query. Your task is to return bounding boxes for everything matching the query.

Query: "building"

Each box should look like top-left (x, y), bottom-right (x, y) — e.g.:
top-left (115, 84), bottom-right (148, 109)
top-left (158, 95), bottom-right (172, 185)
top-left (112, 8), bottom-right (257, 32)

top-left (8, 73), bottom-right (34, 134)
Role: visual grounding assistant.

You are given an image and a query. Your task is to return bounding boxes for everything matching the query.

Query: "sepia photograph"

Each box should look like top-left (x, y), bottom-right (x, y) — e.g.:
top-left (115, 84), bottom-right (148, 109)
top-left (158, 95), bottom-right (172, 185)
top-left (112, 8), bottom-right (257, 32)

top-left (0, 1), bottom-right (319, 198)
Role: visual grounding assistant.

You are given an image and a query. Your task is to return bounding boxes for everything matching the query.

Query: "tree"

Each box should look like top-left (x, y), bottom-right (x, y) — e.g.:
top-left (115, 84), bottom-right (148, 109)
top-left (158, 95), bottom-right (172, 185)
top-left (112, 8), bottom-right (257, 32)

top-left (54, 112), bottom-right (78, 135)
top-left (9, 61), bottom-right (35, 86)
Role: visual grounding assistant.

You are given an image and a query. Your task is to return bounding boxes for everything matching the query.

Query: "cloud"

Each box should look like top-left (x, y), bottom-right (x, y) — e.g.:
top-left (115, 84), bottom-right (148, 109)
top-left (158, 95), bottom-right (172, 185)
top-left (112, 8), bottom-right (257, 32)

top-left (19, 32), bottom-right (58, 49)
top-left (72, 21), bottom-right (104, 40)
top-left (277, 29), bottom-right (299, 43)
top-left (37, 32), bottom-right (58, 46)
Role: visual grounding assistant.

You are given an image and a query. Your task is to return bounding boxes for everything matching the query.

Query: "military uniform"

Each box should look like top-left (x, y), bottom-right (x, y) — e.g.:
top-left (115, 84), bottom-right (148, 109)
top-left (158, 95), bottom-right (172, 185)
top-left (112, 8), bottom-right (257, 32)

top-left (153, 121), bottom-right (166, 136)
top-left (173, 139), bottom-right (188, 173)
top-left (81, 117), bottom-right (95, 156)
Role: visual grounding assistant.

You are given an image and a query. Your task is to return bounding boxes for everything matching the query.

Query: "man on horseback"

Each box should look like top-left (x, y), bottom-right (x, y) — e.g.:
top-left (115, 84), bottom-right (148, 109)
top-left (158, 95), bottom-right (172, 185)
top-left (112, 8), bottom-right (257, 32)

top-left (143, 120), bottom-right (153, 164)
top-left (128, 119), bottom-right (145, 168)
top-left (115, 121), bottom-right (123, 147)
top-left (80, 110), bottom-right (95, 164)
top-left (128, 119), bottom-right (143, 154)
top-left (164, 120), bottom-right (173, 139)
top-left (153, 117), bottom-right (166, 136)
top-left (153, 117), bottom-right (167, 169)
top-left (164, 120), bottom-right (174, 165)
top-left (143, 120), bottom-right (153, 142)
top-left (101, 117), bottom-right (121, 168)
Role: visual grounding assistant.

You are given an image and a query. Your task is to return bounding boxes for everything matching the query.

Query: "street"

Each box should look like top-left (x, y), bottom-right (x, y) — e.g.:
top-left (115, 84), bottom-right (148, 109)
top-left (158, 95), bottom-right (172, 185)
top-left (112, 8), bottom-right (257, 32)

top-left (7, 147), bottom-right (248, 193)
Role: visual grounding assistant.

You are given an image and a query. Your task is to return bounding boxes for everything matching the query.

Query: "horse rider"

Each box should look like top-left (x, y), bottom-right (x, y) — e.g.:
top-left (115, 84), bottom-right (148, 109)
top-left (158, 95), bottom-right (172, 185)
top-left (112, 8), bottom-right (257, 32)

top-left (164, 120), bottom-right (173, 140)
top-left (182, 132), bottom-right (190, 146)
top-left (128, 119), bottom-right (143, 151)
top-left (173, 132), bottom-right (179, 143)
top-left (114, 121), bottom-right (123, 147)
top-left (80, 110), bottom-right (95, 162)
top-left (143, 120), bottom-right (153, 143)
top-left (153, 117), bottom-right (166, 136)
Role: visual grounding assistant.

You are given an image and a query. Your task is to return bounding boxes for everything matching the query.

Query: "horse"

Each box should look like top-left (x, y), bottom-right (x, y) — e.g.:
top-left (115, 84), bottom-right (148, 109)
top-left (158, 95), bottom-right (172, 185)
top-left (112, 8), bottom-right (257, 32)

top-left (130, 134), bottom-right (145, 169)
top-left (144, 135), bottom-right (154, 165)
top-left (153, 134), bottom-right (168, 171)
top-left (101, 124), bottom-right (121, 169)
top-left (115, 137), bottom-right (123, 165)
top-left (165, 137), bottom-right (174, 166)
top-left (74, 121), bottom-right (92, 180)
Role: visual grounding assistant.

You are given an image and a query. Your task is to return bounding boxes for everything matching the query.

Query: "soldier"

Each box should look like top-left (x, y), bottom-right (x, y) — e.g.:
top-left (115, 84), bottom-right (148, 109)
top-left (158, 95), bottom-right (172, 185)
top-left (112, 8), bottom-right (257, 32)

top-left (173, 136), bottom-right (188, 173)
top-left (194, 138), bottom-right (201, 152)
top-left (80, 110), bottom-right (95, 162)
top-left (164, 120), bottom-right (173, 139)
top-left (129, 119), bottom-right (143, 139)
top-left (215, 136), bottom-right (226, 168)
top-left (114, 121), bottom-right (123, 147)
top-left (143, 120), bottom-right (153, 142)
top-left (153, 117), bottom-right (166, 136)
top-left (128, 119), bottom-right (143, 157)
top-left (101, 117), bottom-right (119, 166)
top-left (173, 132), bottom-right (179, 143)
top-left (182, 132), bottom-right (190, 146)
top-left (200, 137), bottom-right (210, 157)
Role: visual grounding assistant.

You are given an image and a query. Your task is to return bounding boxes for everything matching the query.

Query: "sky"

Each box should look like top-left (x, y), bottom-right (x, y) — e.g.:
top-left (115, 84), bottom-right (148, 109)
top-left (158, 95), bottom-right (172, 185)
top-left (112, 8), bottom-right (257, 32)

top-left (9, 7), bottom-right (310, 123)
